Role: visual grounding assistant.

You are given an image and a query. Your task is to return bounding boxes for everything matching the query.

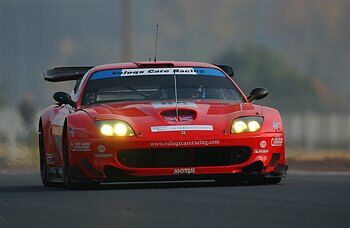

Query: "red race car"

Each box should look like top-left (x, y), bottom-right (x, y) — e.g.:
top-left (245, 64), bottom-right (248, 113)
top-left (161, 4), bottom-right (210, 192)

top-left (39, 61), bottom-right (287, 188)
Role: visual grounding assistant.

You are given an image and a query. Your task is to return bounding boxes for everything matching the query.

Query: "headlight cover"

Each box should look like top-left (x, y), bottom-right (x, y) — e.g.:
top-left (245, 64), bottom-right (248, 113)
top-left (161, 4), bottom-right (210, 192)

top-left (95, 120), bottom-right (135, 137)
top-left (231, 116), bottom-right (263, 133)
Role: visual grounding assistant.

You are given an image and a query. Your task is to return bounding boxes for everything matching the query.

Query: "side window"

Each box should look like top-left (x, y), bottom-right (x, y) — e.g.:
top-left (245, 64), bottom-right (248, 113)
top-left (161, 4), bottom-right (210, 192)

top-left (70, 70), bottom-right (91, 101)
top-left (73, 79), bottom-right (82, 93)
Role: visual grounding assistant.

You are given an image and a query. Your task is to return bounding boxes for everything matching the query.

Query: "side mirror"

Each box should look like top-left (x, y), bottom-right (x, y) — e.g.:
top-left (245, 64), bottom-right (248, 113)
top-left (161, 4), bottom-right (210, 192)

top-left (247, 88), bottom-right (268, 102)
top-left (53, 92), bottom-right (76, 108)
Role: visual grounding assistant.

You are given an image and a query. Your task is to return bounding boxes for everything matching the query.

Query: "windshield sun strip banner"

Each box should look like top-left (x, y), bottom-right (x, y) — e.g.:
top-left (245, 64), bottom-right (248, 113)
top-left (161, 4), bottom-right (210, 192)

top-left (151, 125), bottom-right (213, 132)
top-left (90, 67), bottom-right (225, 80)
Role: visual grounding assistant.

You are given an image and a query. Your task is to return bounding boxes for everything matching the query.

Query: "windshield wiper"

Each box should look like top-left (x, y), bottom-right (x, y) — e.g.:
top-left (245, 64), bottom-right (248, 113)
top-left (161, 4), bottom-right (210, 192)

top-left (126, 86), bottom-right (148, 97)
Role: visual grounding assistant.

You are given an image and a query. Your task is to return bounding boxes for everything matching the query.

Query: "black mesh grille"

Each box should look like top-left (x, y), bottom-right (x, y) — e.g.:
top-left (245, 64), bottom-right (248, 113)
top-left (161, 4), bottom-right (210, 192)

top-left (117, 146), bottom-right (251, 168)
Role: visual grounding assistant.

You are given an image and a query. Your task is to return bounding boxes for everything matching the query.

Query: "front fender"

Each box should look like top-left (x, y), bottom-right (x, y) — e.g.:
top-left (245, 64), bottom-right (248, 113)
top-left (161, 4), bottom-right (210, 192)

top-left (66, 110), bottom-right (98, 166)
top-left (261, 106), bottom-right (283, 133)
top-left (261, 106), bottom-right (285, 164)
top-left (40, 105), bottom-right (62, 166)
top-left (66, 110), bottom-right (98, 139)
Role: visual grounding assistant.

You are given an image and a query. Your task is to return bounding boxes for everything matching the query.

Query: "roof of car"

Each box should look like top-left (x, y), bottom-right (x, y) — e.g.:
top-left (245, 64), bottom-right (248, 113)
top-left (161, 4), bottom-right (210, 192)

top-left (90, 61), bottom-right (220, 73)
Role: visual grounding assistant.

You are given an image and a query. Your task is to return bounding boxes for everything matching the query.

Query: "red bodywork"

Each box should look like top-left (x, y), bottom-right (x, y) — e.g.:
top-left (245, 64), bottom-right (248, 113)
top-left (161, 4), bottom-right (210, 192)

top-left (40, 61), bottom-right (287, 183)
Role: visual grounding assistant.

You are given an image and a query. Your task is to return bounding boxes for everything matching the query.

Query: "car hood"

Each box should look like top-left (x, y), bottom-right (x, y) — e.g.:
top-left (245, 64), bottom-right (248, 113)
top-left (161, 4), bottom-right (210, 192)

top-left (82, 100), bottom-right (263, 137)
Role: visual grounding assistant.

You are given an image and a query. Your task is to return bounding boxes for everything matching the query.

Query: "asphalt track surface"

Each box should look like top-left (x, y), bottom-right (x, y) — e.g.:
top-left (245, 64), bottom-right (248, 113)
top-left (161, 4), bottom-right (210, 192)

top-left (0, 171), bottom-right (350, 228)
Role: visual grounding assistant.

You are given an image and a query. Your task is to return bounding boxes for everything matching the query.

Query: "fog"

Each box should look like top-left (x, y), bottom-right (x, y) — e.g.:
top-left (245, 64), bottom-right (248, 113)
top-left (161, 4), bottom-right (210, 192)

top-left (0, 0), bottom-right (350, 167)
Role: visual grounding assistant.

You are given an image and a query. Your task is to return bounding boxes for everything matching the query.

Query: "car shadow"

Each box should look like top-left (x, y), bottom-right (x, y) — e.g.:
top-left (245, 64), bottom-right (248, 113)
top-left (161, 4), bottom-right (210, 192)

top-left (73, 180), bottom-right (253, 191)
top-left (0, 180), bottom-right (280, 193)
top-left (0, 179), bottom-right (278, 193)
top-left (0, 184), bottom-right (66, 193)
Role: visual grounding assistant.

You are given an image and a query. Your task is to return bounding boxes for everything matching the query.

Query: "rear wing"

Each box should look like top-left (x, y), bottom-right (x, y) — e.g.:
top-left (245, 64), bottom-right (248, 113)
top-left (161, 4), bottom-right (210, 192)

top-left (44, 66), bottom-right (94, 82)
top-left (43, 64), bottom-right (233, 81)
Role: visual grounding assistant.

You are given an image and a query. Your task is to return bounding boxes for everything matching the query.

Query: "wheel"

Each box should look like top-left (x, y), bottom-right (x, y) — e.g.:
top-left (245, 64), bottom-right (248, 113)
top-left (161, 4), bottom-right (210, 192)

top-left (39, 130), bottom-right (48, 186)
top-left (39, 129), bottom-right (55, 187)
top-left (248, 177), bottom-right (282, 185)
top-left (62, 130), bottom-right (74, 188)
top-left (62, 126), bottom-right (100, 189)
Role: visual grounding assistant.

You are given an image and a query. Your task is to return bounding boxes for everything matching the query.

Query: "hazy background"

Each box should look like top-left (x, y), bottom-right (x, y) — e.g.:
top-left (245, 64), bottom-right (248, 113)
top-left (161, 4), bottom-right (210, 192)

top-left (1, 0), bottom-right (350, 167)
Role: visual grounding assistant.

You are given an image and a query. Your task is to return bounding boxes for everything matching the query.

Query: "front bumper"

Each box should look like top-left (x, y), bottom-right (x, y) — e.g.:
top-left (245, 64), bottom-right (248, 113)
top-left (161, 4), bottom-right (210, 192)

top-left (70, 164), bottom-right (288, 183)
top-left (68, 132), bottom-right (287, 182)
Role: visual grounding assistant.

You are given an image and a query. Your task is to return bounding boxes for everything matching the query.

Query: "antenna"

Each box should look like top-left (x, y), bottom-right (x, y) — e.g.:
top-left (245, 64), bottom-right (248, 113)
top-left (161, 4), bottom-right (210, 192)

top-left (154, 24), bottom-right (159, 62)
top-left (173, 71), bottom-right (179, 121)
top-left (148, 44), bottom-right (151, 62)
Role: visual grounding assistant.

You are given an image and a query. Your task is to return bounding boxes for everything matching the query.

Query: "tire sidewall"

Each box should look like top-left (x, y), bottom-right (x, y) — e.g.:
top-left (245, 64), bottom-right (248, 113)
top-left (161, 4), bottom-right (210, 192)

top-left (63, 126), bottom-right (73, 187)
top-left (39, 131), bottom-right (48, 186)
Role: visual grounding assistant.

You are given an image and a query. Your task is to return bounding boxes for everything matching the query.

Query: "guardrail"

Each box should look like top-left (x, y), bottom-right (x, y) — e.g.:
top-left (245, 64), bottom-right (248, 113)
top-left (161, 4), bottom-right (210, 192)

top-left (283, 113), bottom-right (350, 152)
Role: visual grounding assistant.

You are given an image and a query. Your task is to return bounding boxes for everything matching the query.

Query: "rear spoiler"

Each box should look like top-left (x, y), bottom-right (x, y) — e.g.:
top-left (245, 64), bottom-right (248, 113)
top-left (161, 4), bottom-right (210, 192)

top-left (43, 64), bottom-right (233, 81)
top-left (213, 64), bottom-right (234, 77)
top-left (44, 66), bottom-right (94, 82)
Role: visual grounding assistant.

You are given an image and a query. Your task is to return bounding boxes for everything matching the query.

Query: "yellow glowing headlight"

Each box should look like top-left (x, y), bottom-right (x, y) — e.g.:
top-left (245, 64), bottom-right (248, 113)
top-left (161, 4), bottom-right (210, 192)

top-left (232, 121), bottom-right (248, 133)
top-left (100, 124), bottom-right (114, 136)
top-left (231, 117), bottom-right (263, 133)
top-left (97, 121), bottom-right (135, 137)
top-left (114, 123), bottom-right (128, 136)
top-left (248, 120), bottom-right (261, 132)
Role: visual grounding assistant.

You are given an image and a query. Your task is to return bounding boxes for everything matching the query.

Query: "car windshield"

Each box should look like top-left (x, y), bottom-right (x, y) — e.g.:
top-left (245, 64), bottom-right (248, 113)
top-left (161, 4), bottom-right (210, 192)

top-left (82, 67), bottom-right (244, 105)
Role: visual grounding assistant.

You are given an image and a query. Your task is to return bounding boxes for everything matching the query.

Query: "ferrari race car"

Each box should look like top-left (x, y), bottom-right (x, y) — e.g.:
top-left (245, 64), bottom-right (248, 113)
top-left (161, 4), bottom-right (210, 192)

top-left (39, 61), bottom-right (288, 188)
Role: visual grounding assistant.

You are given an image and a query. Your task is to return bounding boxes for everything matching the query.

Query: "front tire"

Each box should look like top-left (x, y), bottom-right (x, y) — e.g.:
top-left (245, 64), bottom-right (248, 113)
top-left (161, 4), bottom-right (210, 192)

top-left (62, 128), bottom-right (74, 188)
top-left (39, 129), bottom-right (54, 187)
top-left (62, 124), bottom-right (100, 189)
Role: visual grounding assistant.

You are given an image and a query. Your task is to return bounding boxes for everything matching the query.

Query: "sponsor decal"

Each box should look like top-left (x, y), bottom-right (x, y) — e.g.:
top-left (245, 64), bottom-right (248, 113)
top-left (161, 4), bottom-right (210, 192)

top-left (151, 125), bottom-right (213, 132)
top-left (271, 137), bottom-right (283, 147)
top-left (174, 168), bottom-right (196, 175)
top-left (70, 142), bottom-right (91, 152)
top-left (254, 149), bottom-right (269, 154)
top-left (164, 115), bottom-right (194, 122)
top-left (90, 67), bottom-right (225, 80)
top-left (152, 101), bottom-right (197, 109)
top-left (256, 155), bottom-right (268, 162)
top-left (94, 153), bottom-right (113, 159)
top-left (97, 145), bottom-right (106, 153)
top-left (150, 140), bottom-right (220, 147)
top-left (272, 121), bottom-right (280, 132)
top-left (68, 127), bottom-right (86, 137)
top-left (260, 140), bottom-right (267, 148)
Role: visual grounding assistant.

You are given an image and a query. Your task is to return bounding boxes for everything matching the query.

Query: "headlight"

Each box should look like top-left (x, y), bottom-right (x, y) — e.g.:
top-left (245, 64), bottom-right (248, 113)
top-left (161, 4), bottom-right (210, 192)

top-left (96, 121), bottom-right (135, 137)
top-left (101, 124), bottom-right (114, 136)
top-left (231, 117), bottom-right (263, 133)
